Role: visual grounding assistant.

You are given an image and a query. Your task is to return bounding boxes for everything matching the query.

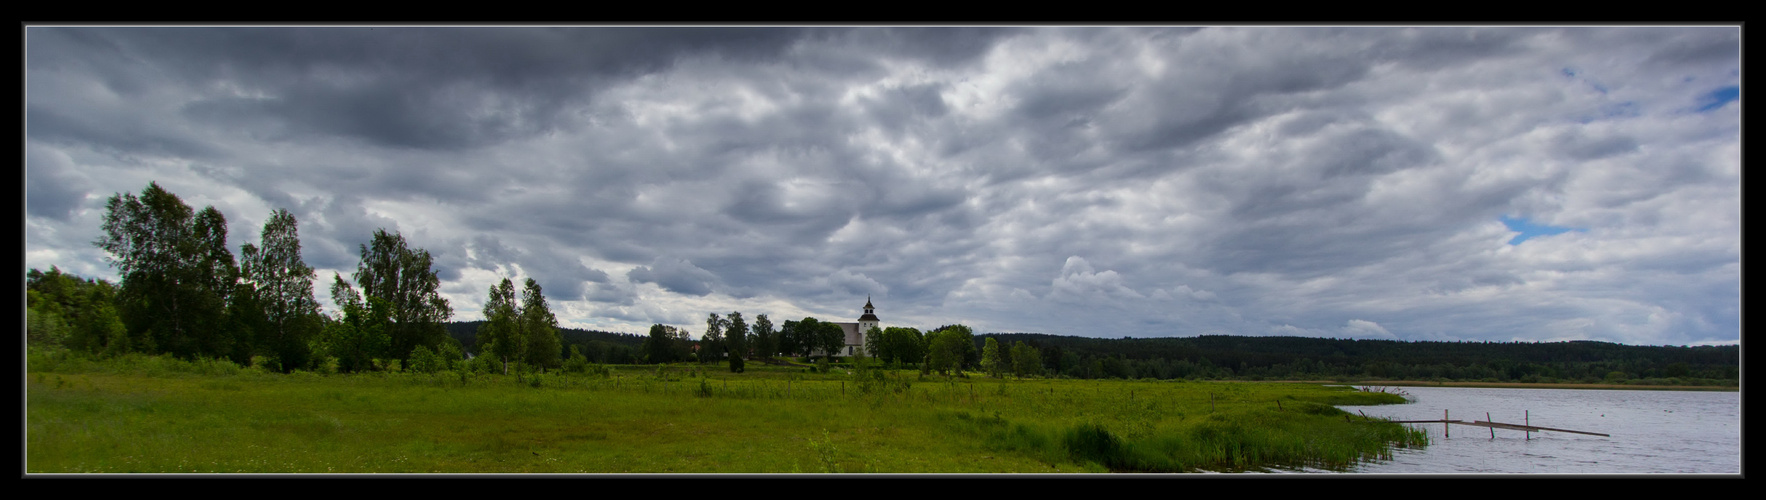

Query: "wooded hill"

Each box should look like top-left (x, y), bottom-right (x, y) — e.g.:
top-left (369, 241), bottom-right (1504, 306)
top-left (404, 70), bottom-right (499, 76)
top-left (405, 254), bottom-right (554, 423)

top-left (978, 332), bottom-right (1738, 385)
top-left (446, 321), bottom-right (645, 364)
top-left (441, 320), bottom-right (1736, 386)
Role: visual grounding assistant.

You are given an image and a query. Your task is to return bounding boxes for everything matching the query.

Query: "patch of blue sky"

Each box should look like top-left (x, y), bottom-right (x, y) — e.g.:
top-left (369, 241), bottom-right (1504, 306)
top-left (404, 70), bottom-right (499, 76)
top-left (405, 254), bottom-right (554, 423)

top-left (1562, 67), bottom-right (1609, 94)
top-left (1575, 101), bottom-right (1639, 124)
top-left (1500, 216), bottom-right (1581, 245)
top-left (1695, 85), bottom-right (1738, 112)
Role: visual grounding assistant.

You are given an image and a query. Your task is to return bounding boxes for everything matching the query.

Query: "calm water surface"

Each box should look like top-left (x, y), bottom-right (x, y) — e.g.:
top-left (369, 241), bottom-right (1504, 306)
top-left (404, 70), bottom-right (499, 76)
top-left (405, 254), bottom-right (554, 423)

top-left (1315, 386), bottom-right (1740, 474)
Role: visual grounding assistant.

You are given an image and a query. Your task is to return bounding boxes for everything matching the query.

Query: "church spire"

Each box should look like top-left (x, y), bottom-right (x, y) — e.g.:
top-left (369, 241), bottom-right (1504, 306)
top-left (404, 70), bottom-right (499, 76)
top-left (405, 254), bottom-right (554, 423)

top-left (858, 295), bottom-right (879, 322)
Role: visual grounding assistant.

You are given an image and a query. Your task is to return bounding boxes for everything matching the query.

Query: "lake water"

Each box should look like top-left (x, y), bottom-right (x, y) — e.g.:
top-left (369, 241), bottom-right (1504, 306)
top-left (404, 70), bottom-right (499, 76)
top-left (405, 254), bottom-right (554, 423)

top-left (1310, 386), bottom-right (1740, 474)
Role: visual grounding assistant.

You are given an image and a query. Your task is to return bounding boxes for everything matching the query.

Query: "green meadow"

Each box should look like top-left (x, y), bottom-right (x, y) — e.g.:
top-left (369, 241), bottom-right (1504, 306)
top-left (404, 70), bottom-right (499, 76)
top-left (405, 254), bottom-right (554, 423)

top-left (26, 352), bottom-right (1425, 473)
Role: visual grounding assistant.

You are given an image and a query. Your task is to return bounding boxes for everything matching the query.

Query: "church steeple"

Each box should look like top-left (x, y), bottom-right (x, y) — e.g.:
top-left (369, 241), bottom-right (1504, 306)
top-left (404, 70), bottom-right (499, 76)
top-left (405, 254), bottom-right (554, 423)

top-left (858, 295), bottom-right (879, 322)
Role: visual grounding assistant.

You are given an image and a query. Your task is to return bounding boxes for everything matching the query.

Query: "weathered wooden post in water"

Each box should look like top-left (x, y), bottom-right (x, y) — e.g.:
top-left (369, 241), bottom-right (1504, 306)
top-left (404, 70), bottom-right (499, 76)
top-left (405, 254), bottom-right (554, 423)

top-left (1526, 411), bottom-right (1531, 441)
top-left (1445, 409), bottom-right (1450, 438)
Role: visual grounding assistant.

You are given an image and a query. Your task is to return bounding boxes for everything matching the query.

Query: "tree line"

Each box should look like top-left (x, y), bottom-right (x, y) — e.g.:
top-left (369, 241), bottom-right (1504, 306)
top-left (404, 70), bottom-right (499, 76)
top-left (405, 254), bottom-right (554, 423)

top-left (29, 182), bottom-right (482, 374)
top-left (979, 333), bottom-right (1739, 384)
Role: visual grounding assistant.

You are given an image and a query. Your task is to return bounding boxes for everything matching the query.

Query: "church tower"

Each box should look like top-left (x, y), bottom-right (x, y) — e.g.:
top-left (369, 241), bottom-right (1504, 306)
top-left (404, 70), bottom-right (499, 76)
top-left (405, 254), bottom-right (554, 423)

top-left (857, 296), bottom-right (880, 341)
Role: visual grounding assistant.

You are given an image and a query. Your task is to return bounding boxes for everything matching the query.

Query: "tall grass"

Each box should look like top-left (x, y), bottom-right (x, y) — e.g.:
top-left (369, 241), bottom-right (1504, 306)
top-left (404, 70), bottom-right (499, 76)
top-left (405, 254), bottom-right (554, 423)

top-left (27, 353), bottom-right (1423, 473)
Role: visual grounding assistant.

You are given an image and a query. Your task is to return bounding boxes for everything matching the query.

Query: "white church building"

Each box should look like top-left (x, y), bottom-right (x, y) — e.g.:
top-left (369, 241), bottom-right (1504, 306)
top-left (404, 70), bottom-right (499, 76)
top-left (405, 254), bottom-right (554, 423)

top-left (818, 297), bottom-right (881, 357)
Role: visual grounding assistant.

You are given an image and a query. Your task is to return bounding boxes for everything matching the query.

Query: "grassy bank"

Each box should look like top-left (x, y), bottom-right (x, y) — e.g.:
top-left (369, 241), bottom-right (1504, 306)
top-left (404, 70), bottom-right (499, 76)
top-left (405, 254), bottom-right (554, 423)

top-left (1314, 380), bottom-right (1740, 391)
top-left (27, 352), bottom-right (1425, 473)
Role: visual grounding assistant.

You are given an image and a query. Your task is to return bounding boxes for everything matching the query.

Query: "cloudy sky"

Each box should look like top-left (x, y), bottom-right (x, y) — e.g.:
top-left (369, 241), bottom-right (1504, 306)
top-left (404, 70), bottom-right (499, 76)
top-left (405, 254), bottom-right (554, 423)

top-left (24, 26), bottom-right (1740, 346)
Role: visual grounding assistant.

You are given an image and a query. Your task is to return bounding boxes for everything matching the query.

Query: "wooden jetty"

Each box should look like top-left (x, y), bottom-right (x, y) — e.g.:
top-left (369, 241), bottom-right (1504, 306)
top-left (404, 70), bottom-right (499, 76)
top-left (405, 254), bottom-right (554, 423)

top-left (1361, 409), bottom-right (1609, 438)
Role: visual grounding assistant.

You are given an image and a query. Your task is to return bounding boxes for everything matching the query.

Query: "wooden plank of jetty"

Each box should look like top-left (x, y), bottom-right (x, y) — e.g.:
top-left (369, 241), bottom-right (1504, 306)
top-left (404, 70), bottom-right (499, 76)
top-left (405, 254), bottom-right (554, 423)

top-left (1374, 418), bottom-right (1609, 438)
top-left (1470, 420), bottom-right (1610, 437)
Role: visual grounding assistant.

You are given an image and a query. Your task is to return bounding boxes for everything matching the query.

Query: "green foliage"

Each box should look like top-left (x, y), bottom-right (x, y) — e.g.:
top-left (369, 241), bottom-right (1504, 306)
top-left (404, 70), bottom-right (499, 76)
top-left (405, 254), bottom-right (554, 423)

top-left (808, 430), bottom-right (839, 473)
top-left (241, 209), bottom-right (321, 373)
top-left (925, 328), bottom-right (971, 376)
top-left (520, 279), bottom-right (562, 371)
top-left (981, 337), bottom-right (1004, 378)
top-left (1062, 422), bottom-right (1125, 468)
top-left (641, 324), bottom-right (693, 364)
top-left (27, 304), bottom-right (72, 350)
top-left (409, 345), bottom-right (445, 374)
top-left (1010, 341), bottom-right (1043, 378)
top-left (799, 318), bottom-right (846, 361)
top-left (25, 269), bottom-right (131, 354)
top-left (751, 314), bottom-right (775, 359)
top-left (563, 346), bottom-right (613, 378)
top-left (29, 353), bottom-right (1439, 473)
top-left (643, 324), bottom-right (674, 364)
top-left (325, 276), bottom-right (392, 373)
top-left (725, 311), bottom-right (747, 360)
top-left (701, 313), bottom-right (724, 364)
top-left (353, 229), bottom-right (452, 364)
top-left (478, 279), bottom-right (522, 375)
top-left (436, 341), bottom-right (464, 372)
top-left (94, 183), bottom-right (236, 360)
top-left (851, 352), bottom-right (911, 395)
top-left (467, 351), bottom-right (501, 374)
top-left (777, 319), bottom-right (802, 358)
top-left (880, 327), bottom-right (925, 367)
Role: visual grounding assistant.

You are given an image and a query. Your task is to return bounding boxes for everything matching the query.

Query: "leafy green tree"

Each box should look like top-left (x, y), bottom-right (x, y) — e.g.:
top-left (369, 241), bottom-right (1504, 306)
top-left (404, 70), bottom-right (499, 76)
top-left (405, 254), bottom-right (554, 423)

top-left (1017, 342), bottom-right (1038, 378)
top-left (27, 267), bottom-right (127, 354)
top-left (1010, 341), bottom-right (1042, 378)
top-left (644, 324), bottom-right (677, 364)
top-left (701, 313), bottom-right (724, 363)
top-left (778, 319), bottom-right (802, 358)
top-left (725, 311), bottom-right (748, 361)
top-left (353, 229), bottom-right (453, 364)
top-left (925, 330), bottom-right (966, 376)
top-left (94, 182), bottom-right (235, 359)
top-left (409, 345), bottom-right (445, 374)
top-left (877, 326), bottom-right (924, 367)
top-left (795, 317), bottom-right (828, 358)
top-left (325, 273), bottom-right (391, 373)
top-left (241, 209), bottom-right (321, 372)
top-left (520, 278), bottom-right (562, 371)
top-left (819, 320), bottom-right (848, 361)
top-left (926, 324), bottom-right (976, 372)
top-left (191, 206), bottom-right (242, 359)
top-left (26, 298), bottom-right (71, 350)
top-left (865, 325), bottom-right (889, 363)
top-left (751, 314), bottom-right (775, 359)
top-left (980, 337), bottom-right (1004, 378)
top-left (436, 339), bottom-right (465, 372)
top-left (477, 278), bottom-right (522, 374)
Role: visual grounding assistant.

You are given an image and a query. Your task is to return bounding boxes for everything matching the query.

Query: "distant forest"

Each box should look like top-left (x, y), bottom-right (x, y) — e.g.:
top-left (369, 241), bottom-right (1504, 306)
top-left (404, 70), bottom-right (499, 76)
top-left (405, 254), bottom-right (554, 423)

top-left (443, 322), bottom-right (1736, 386)
top-left (446, 321), bottom-right (646, 365)
top-left (980, 333), bottom-right (1737, 385)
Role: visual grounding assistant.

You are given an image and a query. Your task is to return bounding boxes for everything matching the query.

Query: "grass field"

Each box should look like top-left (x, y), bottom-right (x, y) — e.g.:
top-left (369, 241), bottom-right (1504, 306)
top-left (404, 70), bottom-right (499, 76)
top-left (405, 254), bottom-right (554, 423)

top-left (26, 353), bottom-right (1426, 473)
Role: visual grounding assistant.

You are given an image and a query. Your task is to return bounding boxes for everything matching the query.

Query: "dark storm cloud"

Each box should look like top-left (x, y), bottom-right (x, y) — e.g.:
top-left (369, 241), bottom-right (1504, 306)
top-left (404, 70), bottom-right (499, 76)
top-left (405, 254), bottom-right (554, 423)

top-left (627, 257), bottom-right (720, 297)
top-left (24, 145), bottom-right (89, 221)
top-left (33, 27), bottom-right (810, 152)
top-left (1551, 130), bottom-right (1640, 161)
top-left (25, 26), bottom-right (1738, 345)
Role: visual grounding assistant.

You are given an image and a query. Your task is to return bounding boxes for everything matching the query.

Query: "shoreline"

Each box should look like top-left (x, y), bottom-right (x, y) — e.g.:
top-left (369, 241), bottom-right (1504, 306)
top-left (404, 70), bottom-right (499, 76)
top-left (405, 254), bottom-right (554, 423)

top-left (1278, 380), bottom-right (1738, 391)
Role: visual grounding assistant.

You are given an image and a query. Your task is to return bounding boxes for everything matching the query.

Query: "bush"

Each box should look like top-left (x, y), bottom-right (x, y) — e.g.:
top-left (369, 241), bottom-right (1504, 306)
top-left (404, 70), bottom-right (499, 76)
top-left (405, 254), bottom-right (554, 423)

top-left (409, 345), bottom-right (444, 374)
top-left (1063, 422), bottom-right (1125, 469)
top-left (468, 353), bottom-right (500, 374)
